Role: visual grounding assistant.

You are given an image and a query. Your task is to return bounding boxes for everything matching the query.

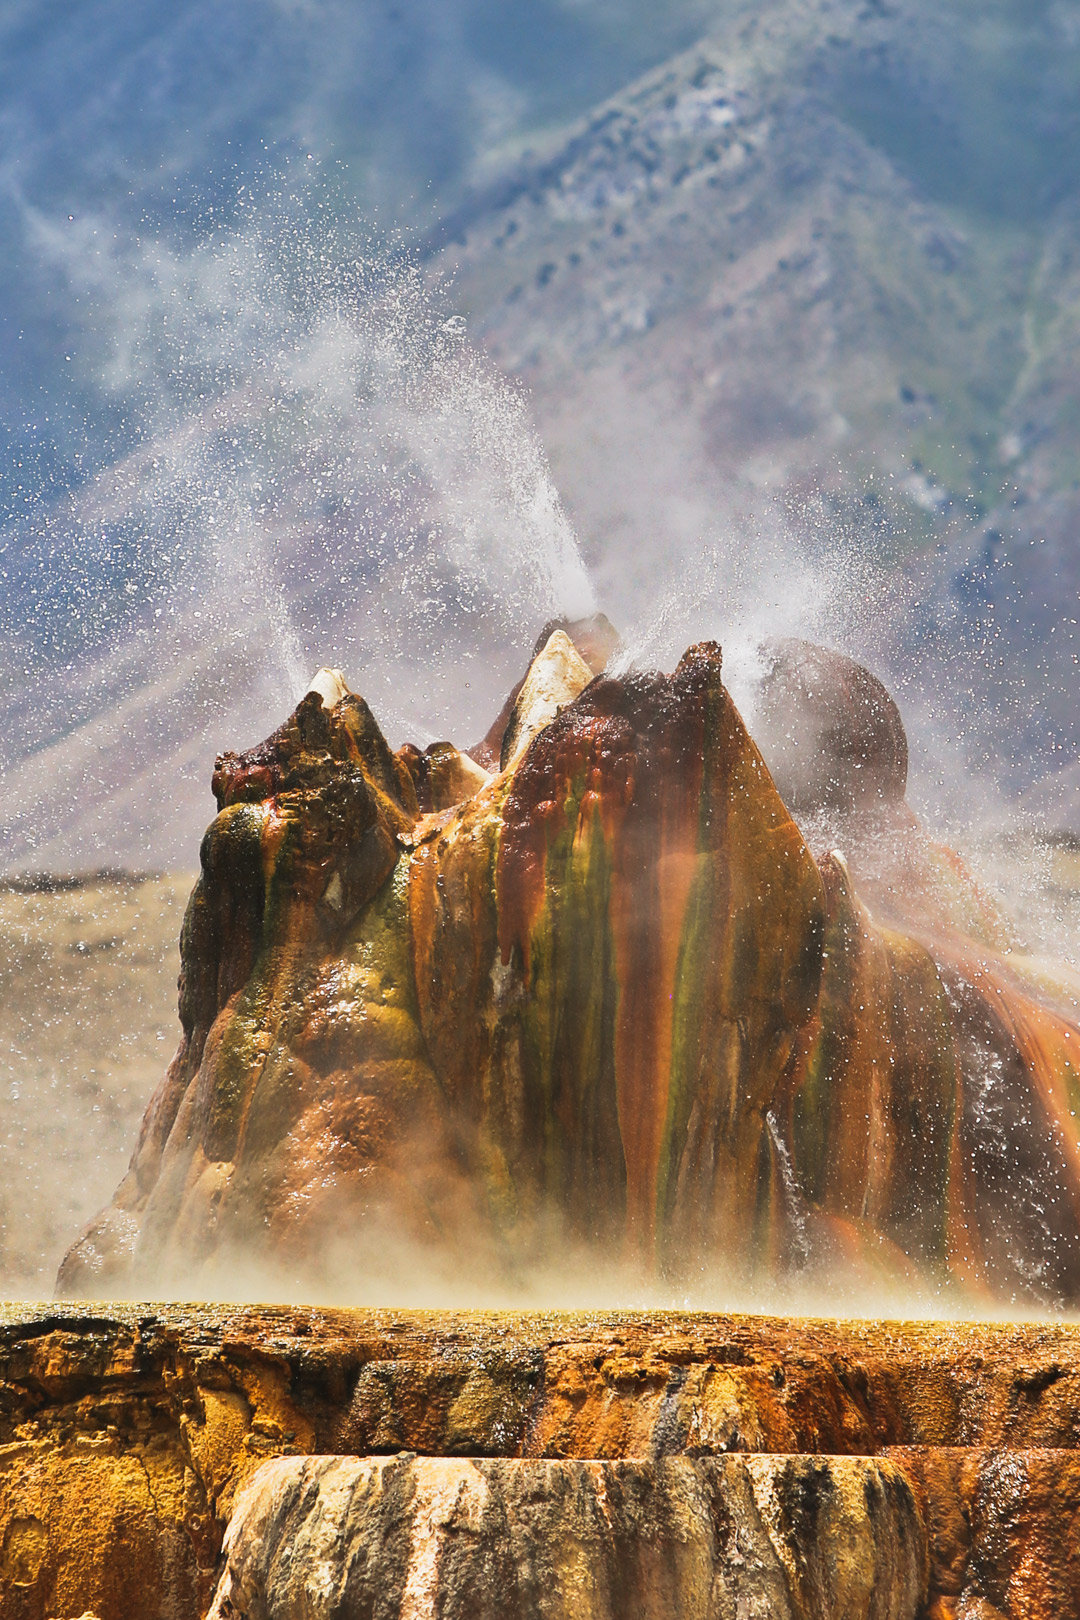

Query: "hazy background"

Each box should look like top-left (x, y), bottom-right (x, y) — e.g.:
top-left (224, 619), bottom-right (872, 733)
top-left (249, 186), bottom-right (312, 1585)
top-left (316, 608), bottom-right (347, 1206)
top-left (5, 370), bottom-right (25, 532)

top-left (3, 0), bottom-right (1080, 1289)
top-left (3, 0), bottom-right (1080, 874)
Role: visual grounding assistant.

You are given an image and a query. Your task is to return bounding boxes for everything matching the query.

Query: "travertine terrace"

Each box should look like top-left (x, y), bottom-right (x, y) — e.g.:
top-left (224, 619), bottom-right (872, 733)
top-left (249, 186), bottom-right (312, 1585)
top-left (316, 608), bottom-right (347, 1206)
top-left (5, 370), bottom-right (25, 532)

top-left (5, 1304), bottom-right (1080, 1617)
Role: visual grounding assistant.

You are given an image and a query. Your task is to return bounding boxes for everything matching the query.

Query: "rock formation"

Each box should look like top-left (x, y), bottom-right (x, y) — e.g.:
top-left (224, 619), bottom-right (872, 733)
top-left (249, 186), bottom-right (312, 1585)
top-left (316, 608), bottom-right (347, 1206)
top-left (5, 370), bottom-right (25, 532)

top-left (7, 1303), bottom-right (1080, 1618)
top-left (210, 1453), bottom-right (925, 1620)
top-left (57, 623), bottom-right (1080, 1309)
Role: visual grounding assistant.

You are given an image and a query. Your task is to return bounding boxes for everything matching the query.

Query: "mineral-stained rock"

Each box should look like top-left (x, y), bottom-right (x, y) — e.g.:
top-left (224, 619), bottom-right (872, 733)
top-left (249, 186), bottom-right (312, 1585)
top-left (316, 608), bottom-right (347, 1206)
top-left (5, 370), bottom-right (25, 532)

top-left (398, 740), bottom-right (492, 814)
top-left (57, 634), bottom-right (828, 1296)
top-left (56, 626), bottom-right (1080, 1307)
top-left (781, 849), bottom-right (1080, 1304)
top-left (303, 667), bottom-right (349, 712)
top-left (6, 1305), bottom-right (1080, 1619)
top-left (890, 1445), bottom-right (1080, 1620)
top-left (208, 1452), bottom-right (927, 1620)
top-left (750, 638), bottom-right (910, 818)
top-left (470, 613), bottom-right (620, 771)
top-left (498, 626), bottom-right (594, 768)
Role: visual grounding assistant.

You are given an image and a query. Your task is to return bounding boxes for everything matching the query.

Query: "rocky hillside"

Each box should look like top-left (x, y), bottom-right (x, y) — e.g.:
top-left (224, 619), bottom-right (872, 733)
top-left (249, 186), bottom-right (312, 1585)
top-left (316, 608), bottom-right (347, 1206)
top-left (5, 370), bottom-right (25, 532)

top-left (3, 0), bottom-right (1080, 876)
top-left (440, 0), bottom-right (1080, 814)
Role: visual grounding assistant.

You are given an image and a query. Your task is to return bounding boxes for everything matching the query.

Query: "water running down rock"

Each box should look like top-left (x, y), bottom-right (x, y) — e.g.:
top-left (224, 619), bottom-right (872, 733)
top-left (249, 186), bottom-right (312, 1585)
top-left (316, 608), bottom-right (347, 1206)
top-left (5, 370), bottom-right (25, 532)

top-left (56, 621), bottom-right (1080, 1310)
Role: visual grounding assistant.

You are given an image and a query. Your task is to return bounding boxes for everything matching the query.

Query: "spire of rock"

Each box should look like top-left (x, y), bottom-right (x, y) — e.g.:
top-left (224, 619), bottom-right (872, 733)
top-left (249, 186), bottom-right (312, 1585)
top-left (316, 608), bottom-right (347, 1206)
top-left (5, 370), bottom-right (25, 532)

top-left (500, 629), bottom-right (594, 770)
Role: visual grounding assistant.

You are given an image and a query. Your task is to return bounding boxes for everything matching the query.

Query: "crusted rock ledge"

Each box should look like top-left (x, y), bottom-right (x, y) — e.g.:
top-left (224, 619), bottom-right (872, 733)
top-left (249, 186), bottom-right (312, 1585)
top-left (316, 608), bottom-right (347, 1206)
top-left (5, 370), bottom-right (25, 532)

top-left (4, 1305), bottom-right (1080, 1617)
top-left (209, 1453), bottom-right (927, 1620)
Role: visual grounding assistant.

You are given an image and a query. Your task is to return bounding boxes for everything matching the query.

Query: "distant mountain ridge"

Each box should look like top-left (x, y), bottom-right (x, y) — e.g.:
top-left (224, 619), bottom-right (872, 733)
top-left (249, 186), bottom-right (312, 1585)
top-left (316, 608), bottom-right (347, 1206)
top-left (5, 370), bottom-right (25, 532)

top-left (3, 0), bottom-right (1080, 872)
top-left (438, 0), bottom-right (1080, 815)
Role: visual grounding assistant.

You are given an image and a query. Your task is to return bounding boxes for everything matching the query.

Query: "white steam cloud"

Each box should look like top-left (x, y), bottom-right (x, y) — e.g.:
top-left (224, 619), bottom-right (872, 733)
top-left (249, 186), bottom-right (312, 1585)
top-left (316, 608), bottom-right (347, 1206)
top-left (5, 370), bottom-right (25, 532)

top-left (1, 182), bottom-right (595, 869)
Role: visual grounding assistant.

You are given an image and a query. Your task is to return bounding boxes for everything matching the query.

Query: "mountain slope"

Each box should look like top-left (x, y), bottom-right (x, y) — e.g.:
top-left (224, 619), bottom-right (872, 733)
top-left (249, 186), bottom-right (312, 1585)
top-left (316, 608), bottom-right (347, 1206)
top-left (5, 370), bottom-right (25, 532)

top-left (440, 0), bottom-right (1080, 811)
top-left (3, 0), bottom-right (1080, 873)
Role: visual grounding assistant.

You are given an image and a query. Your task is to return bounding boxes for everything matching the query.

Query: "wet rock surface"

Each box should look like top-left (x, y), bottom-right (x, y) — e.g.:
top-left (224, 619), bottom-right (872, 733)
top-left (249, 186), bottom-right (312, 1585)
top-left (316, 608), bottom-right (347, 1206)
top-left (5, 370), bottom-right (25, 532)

top-left (3, 1304), bottom-right (1080, 1618)
top-left (209, 1453), bottom-right (926, 1620)
top-left (750, 638), bottom-right (910, 818)
top-left (52, 632), bottom-right (1080, 1309)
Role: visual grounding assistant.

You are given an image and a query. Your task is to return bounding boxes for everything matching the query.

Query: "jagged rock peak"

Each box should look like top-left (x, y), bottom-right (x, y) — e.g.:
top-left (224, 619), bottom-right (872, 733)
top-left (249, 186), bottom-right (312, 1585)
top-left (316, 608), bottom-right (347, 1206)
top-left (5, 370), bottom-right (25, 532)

top-left (210, 676), bottom-right (416, 816)
top-left (304, 666), bottom-right (349, 710)
top-left (500, 628), bottom-right (595, 770)
top-left (472, 613), bottom-right (621, 769)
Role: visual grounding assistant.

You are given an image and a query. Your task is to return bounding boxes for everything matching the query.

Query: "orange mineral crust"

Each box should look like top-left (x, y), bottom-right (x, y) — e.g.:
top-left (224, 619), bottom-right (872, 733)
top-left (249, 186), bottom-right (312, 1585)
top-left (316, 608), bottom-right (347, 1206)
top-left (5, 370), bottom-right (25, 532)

top-left (6, 1304), bottom-right (1080, 1618)
top-left (56, 626), bottom-right (1080, 1309)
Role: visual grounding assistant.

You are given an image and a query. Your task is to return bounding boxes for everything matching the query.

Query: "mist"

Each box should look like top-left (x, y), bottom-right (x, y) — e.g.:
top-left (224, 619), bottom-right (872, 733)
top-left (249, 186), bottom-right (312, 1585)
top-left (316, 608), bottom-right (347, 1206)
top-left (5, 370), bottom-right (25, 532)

top-left (1, 186), bottom-right (601, 874)
top-left (0, 175), bottom-right (1031, 875)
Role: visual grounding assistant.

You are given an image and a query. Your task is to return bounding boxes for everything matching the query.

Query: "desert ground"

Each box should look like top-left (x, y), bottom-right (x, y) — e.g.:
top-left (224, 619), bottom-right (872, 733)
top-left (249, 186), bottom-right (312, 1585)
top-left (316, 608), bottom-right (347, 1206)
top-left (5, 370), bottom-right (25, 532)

top-left (0, 871), bottom-right (194, 1294)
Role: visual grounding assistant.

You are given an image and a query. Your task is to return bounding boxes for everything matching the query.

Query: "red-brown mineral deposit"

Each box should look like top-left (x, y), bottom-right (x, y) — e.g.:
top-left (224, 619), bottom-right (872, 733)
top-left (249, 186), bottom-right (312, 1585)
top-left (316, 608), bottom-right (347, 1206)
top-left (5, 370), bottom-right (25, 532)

top-left (56, 626), bottom-right (1080, 1309)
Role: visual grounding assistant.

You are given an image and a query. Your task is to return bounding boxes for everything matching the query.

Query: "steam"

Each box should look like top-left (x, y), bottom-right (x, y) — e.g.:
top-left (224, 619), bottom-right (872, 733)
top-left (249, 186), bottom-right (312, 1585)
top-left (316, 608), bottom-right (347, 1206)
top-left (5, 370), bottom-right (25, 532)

top-left (28, 181), bottom-right (594, 677)
top-left (609, 488), bottom-right (885, 738)
top-left (0, 179), bottom-right (1031, 872)
top-left (1, 181), bottom-right (594, 868)
top-left (73, 1218), bottom-right (1080, 1324)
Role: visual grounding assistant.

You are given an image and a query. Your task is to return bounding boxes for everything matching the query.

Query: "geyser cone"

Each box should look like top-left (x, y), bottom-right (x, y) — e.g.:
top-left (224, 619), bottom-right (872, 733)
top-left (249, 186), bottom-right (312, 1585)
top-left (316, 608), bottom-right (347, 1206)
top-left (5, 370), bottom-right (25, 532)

top-left (57, 627), bottom-right (1080, 1308)
top-left (494, 640), bottom-right (823, 1268)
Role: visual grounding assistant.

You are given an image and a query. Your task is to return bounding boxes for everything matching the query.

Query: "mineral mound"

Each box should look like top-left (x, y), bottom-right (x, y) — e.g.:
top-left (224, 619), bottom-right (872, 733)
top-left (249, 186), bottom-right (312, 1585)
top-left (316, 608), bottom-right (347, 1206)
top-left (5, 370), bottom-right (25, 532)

top-left (58, 622), bottom-right (1080, 1307)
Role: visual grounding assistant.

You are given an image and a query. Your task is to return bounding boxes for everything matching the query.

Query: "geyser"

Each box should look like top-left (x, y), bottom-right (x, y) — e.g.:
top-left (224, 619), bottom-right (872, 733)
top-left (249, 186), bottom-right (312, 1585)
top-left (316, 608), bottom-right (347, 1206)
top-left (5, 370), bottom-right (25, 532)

top-left (57, 621), bottom-right (1080, 1311)
top-left (10, 619), bottom-right (1080, 1620)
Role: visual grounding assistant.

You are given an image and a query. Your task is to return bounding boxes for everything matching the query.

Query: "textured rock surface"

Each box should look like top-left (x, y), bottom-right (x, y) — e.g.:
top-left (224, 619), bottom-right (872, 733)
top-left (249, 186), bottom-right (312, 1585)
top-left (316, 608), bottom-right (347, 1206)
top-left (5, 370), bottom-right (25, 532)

top-left (56, 630), bottom-right (1080, 1307)
top-left (5, 1305), bottom-right (1080, 1618)
top-left (209, 1452), bottom-right (926, 1620)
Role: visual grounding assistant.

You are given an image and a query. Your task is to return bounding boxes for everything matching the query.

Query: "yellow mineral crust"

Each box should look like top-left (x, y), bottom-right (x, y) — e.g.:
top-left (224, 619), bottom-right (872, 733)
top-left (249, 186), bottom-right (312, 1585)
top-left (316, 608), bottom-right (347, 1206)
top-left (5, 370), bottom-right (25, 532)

top-left (4, 1306), bottom-right (1080, 1618)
